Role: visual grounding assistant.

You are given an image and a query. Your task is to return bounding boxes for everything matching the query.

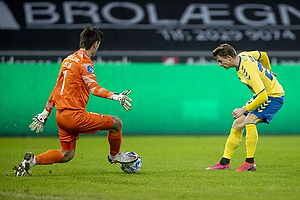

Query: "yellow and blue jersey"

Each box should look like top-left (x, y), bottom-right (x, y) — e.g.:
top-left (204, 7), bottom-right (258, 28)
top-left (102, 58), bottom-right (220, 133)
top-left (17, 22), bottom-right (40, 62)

top-left (237, 51), bottom-right (284, 97)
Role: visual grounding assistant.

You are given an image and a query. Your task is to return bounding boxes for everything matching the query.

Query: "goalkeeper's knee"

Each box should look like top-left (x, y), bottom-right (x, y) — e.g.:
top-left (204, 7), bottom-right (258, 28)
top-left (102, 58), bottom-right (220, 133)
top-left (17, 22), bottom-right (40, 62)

top-left (109, 116), bottom-right (123, 133)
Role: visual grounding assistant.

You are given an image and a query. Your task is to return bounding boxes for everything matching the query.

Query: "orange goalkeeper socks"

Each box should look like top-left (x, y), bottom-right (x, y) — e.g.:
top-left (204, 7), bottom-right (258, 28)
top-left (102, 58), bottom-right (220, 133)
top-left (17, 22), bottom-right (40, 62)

top-left (35, 150), bottom-right (63, 165)
top-left (108, 130), bottom-right (122, 156)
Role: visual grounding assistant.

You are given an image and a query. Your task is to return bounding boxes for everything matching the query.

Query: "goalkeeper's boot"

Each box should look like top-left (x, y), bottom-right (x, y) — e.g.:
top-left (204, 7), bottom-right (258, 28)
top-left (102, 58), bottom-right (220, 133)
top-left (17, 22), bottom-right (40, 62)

top-left (13, 152), bottom-right (34, 176)
top-left (235, 161), bottom-right (256, 171)
top-left (206, 162), bottom-right (230, 170)
top-left (108, 151), bottom-right (138, 164)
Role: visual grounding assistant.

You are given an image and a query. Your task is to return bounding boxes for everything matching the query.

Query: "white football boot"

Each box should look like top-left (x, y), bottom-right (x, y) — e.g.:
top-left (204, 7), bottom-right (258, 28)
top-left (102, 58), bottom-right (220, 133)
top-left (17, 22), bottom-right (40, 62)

top-left (108, 150), bottom-right (138, 164)
top-left (14, 152), bottom-right (34, 176)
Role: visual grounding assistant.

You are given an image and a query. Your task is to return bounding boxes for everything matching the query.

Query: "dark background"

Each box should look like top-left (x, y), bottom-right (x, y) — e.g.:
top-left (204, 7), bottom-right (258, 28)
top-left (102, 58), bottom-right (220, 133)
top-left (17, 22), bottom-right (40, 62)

top-left (1, 0), bottom-right (300, 52)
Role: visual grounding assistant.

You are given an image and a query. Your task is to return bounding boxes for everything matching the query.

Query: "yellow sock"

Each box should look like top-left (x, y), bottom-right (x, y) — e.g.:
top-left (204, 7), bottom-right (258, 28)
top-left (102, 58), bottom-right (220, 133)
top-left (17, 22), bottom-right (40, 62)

top-left (245, 124), bottom-right (258, 158)
top-left (223, 128), bottom-right (243, 159)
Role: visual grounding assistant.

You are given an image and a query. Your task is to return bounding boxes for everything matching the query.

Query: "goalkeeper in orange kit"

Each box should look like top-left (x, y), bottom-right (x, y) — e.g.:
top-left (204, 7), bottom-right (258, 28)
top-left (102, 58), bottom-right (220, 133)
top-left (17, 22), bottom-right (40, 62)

top-left (206, 43), bottom-right (284, 171)
top-left (14, 27), bottom-right (138, 176)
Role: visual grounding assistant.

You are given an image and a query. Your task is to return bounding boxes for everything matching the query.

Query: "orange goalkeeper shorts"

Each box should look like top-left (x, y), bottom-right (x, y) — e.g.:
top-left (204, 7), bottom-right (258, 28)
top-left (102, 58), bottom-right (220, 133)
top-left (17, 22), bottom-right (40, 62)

top-left (55, 109), bottom-right (114, 151)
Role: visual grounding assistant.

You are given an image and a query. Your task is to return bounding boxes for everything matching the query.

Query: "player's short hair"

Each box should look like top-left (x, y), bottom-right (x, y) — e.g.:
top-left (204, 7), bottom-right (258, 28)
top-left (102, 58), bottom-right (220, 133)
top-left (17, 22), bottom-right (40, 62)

top-left (212, 43), bottom-right (237, 58)
top-left (79, 27), bottom-right (104, 50)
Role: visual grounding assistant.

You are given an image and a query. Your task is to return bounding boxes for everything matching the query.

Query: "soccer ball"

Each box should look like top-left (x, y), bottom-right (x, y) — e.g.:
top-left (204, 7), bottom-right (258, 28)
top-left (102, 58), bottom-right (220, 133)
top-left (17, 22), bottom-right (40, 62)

top-left (120, 152), bottom-right (142, 173)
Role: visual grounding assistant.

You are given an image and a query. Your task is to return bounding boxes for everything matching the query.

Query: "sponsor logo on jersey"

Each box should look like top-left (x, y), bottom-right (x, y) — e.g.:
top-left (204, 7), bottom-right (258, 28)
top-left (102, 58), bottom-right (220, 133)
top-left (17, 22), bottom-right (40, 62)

top-left (87, 65), bottom-right (94, 73)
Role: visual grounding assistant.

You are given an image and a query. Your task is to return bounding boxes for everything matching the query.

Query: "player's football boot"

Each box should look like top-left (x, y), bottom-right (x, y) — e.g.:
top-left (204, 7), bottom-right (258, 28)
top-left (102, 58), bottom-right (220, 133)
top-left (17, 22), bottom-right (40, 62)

top-left (235, 161), bottom-right (256, 171)
top-left (206, 162), bottom-right (230, 170)
top-left (108, 151), bottom-right (138, 164)
top-left (13, 152), bottom-right (34, 176)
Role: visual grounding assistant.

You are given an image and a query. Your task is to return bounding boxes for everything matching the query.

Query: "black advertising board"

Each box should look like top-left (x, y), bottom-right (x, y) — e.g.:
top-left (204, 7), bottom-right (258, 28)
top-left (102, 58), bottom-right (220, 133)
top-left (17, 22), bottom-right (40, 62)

top-left (1, 0), bottom-right (300, 63)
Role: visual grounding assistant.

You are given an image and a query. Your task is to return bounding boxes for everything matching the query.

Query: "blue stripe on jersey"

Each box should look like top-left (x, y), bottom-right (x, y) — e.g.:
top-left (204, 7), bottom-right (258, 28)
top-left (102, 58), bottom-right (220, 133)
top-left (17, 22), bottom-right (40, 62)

top-left (257, 50), bottom-right (261, 61)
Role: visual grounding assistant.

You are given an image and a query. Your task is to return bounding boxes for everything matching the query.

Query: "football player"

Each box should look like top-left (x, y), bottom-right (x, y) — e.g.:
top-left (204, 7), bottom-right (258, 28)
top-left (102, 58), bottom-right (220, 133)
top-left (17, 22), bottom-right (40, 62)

top-left (14, 27), bottom-right (137, 176)
top-left (206, 43), bottom-right (284, 171)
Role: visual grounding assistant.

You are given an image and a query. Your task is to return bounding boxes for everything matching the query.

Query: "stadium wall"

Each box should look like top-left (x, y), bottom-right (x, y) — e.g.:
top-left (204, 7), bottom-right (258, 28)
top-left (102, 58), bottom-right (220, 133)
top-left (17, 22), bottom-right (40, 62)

top-left (0, 63), bottom-right (299, 136)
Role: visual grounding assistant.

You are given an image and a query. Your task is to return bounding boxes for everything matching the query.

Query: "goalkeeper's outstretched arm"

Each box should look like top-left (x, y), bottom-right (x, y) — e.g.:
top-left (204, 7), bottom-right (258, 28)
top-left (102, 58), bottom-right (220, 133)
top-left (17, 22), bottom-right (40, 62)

top-left (82, 74), bottom-right (132, 111)
top-left (29, 109), bottom-right (50, 133)
top-left (29, 93), bottom-right (55, 133)
top-left (109, 90), bottom-right (132, 112)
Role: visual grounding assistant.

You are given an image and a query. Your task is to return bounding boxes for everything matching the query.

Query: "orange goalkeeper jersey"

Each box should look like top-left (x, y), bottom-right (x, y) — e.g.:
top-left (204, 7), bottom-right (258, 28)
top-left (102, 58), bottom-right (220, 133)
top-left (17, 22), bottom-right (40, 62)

top-left (45, 50), bottom-right (114, 112)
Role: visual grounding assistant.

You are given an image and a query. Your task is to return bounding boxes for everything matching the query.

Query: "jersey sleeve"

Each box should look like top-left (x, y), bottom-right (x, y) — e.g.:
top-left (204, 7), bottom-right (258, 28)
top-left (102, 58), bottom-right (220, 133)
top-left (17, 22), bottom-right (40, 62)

top-left (245, 90), bottom-right (268, 111)
top-left (243, 51), bottom-right (271, 71)
top-left (257, 51), bottom-right (271, 71)
top-left (43, 78), bottom-right (57, 113)
top-left (45, 95), bottom-right (55, 113)
top-left (80, 64), bottom-right (114, 98)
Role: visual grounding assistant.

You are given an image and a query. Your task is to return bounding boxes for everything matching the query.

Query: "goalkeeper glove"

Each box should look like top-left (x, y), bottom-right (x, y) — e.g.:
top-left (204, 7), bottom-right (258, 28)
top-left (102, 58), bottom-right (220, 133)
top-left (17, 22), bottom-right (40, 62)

top-left (29, 109), bottom-right (50, 133)
top-left (111, 90), bottom-right (132, 111)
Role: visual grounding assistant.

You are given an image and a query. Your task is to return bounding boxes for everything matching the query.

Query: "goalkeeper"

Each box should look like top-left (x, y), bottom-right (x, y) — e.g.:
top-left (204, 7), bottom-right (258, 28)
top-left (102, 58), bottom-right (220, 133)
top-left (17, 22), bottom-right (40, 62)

top-left (14, 27), bottom-right (137, 176)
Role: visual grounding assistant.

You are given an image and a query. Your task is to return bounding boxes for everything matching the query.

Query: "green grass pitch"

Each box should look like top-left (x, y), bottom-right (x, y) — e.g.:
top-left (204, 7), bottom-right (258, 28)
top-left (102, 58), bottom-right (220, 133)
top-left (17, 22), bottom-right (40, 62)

top-left (0, 135), bottom-right (299, 200)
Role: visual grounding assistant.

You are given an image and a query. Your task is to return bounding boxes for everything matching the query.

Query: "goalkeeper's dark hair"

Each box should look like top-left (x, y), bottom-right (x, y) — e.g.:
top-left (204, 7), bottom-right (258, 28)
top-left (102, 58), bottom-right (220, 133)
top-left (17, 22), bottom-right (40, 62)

top-left (212, 43), bottom-right (237, 58)
top-left (79, 27), bottom-right (104, 50)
